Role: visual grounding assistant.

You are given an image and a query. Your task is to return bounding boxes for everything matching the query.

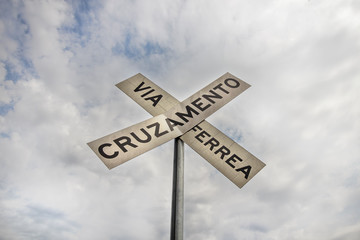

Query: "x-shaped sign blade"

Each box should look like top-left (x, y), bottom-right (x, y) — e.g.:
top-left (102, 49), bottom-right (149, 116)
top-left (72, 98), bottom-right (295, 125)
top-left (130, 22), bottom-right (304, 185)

top-left (88, 73), bottom-right (265, 188)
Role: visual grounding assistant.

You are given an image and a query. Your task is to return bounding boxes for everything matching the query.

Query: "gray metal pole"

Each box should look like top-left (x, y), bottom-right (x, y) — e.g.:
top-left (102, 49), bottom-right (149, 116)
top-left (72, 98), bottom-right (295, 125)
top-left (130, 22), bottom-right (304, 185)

top-left (170, 137), bottom-right (184, 240)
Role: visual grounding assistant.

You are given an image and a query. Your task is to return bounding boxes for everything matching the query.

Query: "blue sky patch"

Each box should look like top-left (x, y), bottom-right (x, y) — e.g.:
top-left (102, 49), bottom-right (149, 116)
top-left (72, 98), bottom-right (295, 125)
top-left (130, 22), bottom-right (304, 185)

top-left (112, 33), bottom-right (167, 60)
top-left (144, 41), bottom-right (165, 56)
top-left (0, 132), bottom-right (10, 139)
top-left (4, 61), bottom-right (21, 82)
top-left (0, 104), bottom-right (13, 116)
top-left (3, 57), bottom-right (36, 82)
top-left (0, 9), bottom-right (37, 82)
top-left (222, 127), bottom-right (243, 143)
top-left (17, 13), bottom-right (30, 35)
top-left (61, 0), bottom-right (100, 47)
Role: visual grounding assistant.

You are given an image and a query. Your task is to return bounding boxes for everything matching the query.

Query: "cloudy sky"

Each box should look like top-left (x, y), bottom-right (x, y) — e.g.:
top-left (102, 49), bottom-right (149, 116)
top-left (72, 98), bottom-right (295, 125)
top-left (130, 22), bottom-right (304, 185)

top-left (1, 0), bottom-right (359, 239)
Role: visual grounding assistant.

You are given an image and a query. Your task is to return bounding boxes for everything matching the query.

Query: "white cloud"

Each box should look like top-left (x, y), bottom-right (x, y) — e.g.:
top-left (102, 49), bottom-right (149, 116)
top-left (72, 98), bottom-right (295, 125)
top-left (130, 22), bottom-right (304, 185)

top-left (0, 0), bottom-right (359, 239)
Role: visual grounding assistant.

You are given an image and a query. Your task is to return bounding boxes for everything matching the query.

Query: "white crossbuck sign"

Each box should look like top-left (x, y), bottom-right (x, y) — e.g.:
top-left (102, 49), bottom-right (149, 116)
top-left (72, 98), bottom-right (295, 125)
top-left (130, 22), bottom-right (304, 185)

top-left (88, 73), bottom-right (265, 188)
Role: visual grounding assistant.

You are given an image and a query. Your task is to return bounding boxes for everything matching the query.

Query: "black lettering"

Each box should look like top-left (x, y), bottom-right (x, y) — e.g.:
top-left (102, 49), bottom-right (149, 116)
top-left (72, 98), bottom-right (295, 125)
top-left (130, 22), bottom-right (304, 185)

top-left (236, 165), bottom-right (251, 179)
top-left (202, 90), bottom-right (223, 104)
top-left (130, 128), bottom-right (152, 143)
top-left (147, 122), bottom-right (169, 137)
top-left (224, 78), bottom-right (240, 88)
top-left (195, 130), bottom-right (211, 143)
top-left (192, 124), bottom-right (203, 132)
top-left (134, 82), bottom-right (163, 106)
top-left (191, 98), bottom-right (211, 112)
top-left (98, 143), bottom-right (119, 159)
top-left (213, 83), bottom-right (229, 94)
top-left (225, 154), bottom-right (243, 168)
top-left (113, 136), bottom-right (138, 152)
top-left (214, 145), bottom-right (231, 159)
top-left (140, 89), bottom-right (155, 97)
top-left (134, 81), bottom-right (151, 92)
top-left (175, 105), bottom-right (199, 123)
top-left (165, 118), bottom-right (184, 131)
top-left (204, 137), bottom-right (220, 151)
top-left (144, 95), bottom-right (163, 107)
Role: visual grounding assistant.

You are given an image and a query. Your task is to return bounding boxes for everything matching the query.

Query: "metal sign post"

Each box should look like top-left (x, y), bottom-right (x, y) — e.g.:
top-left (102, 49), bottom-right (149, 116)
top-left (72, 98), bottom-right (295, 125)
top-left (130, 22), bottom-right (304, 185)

top-left (170, 137), bottom-right (184, 240)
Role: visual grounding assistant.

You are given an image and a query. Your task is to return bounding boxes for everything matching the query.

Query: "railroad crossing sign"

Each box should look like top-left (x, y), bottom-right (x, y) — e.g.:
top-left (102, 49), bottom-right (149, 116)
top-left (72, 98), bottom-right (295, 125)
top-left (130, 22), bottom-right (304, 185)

top-left (88, 73), bottom-right (265, 188)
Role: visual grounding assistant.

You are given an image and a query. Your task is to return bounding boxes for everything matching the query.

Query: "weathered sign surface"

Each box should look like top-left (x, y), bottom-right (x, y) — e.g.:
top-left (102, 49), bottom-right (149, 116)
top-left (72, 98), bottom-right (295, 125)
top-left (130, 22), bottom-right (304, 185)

top-left (88, 73), bottom-right (265, 188)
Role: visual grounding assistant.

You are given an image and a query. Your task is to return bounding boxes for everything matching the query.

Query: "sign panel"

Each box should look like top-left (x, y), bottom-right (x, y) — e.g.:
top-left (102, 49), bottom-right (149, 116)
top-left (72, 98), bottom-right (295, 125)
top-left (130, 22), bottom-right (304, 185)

top-left (88, 73), bottom-right (252, 178)
top-left (87, 114), bottom-right (182, 169)
top-left (116, 73), bottom-right (265, 188)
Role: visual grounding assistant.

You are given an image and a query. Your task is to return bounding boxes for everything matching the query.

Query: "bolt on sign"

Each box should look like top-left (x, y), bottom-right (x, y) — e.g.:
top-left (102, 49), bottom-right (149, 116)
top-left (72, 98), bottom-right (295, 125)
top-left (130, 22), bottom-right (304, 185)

top-left (88, 73), bottom-right (265, 188)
